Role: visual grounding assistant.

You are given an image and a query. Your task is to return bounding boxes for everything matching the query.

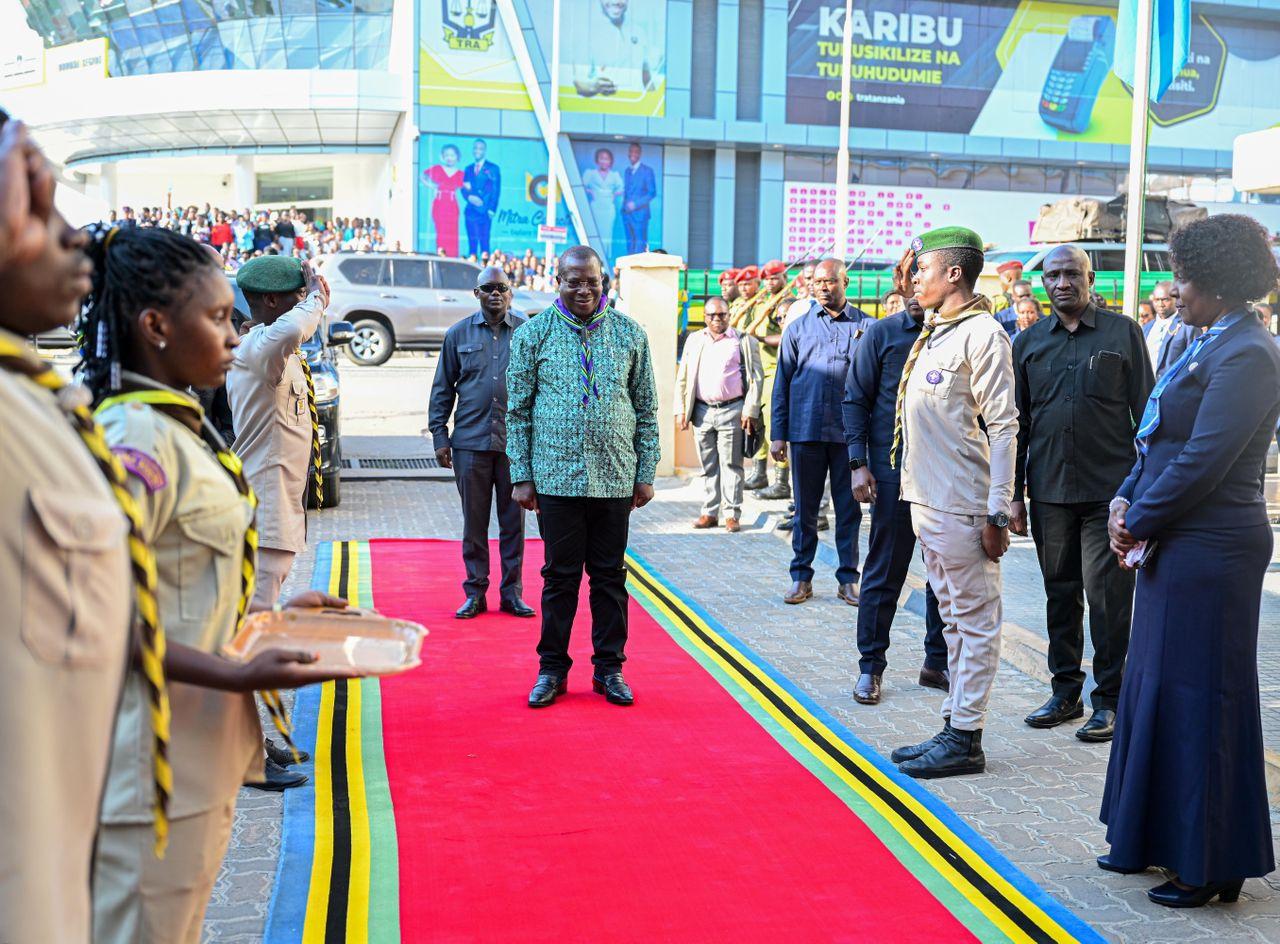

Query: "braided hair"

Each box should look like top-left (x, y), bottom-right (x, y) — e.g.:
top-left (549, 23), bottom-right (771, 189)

top-left (78, 224), bottom-right (220, 403)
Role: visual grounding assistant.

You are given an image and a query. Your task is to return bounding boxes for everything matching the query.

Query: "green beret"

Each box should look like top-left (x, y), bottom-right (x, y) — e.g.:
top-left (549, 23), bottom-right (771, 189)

top-left (910, 226), bottom-right (984, 256)
top-left (235, 255), bottom-right (305, 294)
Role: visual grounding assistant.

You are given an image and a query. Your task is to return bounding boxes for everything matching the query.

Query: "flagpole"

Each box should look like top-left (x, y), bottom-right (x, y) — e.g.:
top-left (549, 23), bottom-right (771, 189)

top-left (1122, 0), bottom-right (1155, 321)
top-left (833, 0), bottom-right (854, 261)
top-left (543, 0), bottom-right (562, 276)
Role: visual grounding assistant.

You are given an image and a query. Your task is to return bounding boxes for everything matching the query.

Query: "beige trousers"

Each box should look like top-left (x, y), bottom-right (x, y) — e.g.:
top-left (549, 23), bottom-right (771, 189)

top-left (251, 546), bottom-right (297, 611)
top-left (92, 799), bottom-right (236, 944)
top-left (910, 504), bottom-right (1003, 731)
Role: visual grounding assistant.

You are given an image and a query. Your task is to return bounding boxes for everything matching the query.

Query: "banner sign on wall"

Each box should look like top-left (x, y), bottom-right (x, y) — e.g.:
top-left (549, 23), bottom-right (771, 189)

top-left (419, 0), bottom-right (666, 116)
top-left (570, 138), bottom-right (664, 268)
top-left (418, 134), bottom-right (575, 257)
top-left (786, 0), bottom-right (1280, 146)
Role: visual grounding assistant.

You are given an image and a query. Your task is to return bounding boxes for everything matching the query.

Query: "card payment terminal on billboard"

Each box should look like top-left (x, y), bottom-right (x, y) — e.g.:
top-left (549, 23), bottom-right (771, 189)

top-left (1039, 16), bottom-right (1116, 134)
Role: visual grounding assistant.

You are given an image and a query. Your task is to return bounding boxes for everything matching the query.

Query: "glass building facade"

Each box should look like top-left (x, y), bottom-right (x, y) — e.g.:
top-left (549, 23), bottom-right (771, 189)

top-left (17, 0), bottom-right (392, 75)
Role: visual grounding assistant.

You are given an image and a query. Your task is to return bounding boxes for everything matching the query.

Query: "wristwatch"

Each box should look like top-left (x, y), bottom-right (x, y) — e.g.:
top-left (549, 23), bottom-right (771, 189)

top-left (849, 458), bottom-right (867, 471)
top-left (987, 512), bottom-right (1010, 528)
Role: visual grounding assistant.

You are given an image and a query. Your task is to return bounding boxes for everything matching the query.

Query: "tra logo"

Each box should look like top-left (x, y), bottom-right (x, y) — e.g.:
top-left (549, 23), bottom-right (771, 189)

top-left (442, 0), bottom-right (497, 51)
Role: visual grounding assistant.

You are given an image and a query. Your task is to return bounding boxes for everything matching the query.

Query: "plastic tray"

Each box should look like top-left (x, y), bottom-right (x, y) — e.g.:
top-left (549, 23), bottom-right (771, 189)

top-left (224, 607), bottom-right (427, 677)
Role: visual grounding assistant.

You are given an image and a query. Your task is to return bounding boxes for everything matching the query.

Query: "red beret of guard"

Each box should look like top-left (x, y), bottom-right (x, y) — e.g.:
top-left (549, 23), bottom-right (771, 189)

top-left (719, 268), bottom-right (738, 282)
top-left (736, 265), bottom-right (760, 282)
top-left (996, 260), bottom-right (1024, 275)
top-left (761, 259), bottom-right (787, 277)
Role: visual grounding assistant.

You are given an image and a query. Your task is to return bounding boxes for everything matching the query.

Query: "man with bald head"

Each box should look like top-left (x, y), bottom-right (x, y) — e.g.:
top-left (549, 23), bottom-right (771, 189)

top-left (1011, 244), bottom-right (1153, 742)
top-left (429, 264), bottom-right (533, 620)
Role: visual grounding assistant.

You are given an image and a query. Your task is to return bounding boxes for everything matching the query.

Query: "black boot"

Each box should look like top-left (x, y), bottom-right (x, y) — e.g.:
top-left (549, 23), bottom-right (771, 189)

top-left (890, 718), bottom-right (951, 764)
top-left (743, 462), bottom-right (768, 490)
top-left (899, 726), bottom-right (985, 779)
top-left (757, 464), bottom-right (791, 500)
top-left (245, 756), bottom-right (308, 792)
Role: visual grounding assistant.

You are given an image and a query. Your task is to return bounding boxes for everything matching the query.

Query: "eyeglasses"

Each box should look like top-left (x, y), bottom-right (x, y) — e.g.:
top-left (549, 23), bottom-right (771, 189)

top-left (478, 283), bottom-right (511, 294)
top-left (705, 311), bottom-right (729, 319)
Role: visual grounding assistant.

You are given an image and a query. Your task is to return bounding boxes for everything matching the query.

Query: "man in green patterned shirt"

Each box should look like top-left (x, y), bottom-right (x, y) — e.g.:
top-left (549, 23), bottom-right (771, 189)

top-left (507, 245), bottom-right (660, 709)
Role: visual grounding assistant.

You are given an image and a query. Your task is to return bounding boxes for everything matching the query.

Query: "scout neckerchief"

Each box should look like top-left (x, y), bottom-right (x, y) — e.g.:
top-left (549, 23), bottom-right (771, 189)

top-left (96, 385), bottom-right (305, 764)
top-left (0, 337), bottom-right (173, 856)
top-left (296, 347), bottom-right (323, 506)
top-left (1136, 311), bottom-right (1242, 454)
top-left (551, 295), bottom-right (608, 405)
top-left (889, 294), bottom-right (992, 469)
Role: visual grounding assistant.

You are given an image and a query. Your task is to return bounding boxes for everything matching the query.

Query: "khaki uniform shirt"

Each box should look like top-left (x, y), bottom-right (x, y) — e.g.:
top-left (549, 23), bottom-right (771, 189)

top-left (226, 292), bottom-right (323, 552)
top-left (99, 384), bottom-right (261, 823)
top-left (900, 297), bottom-right (1018, 518)
top-left (0, 338), bottom-right (131, 943)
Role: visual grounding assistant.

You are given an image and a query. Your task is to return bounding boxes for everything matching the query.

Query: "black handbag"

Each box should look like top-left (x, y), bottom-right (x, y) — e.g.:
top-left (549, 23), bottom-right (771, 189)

top-left (743, 424), bottom-right (763, 458)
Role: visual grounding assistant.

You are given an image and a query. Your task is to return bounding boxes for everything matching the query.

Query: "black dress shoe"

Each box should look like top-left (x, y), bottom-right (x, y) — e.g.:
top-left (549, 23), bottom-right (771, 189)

top-left (890, 719), bottom-right (951, 764)
top-left (1024, 694), bottom-right (1084, 729)
top-left (1076, 708), bottom-right (1116, 742)
top-left (853, 673), bottom-right (881, 705)
top-left (455, 596), bottom-right (487, 619)
top-left (592, 672), bottom-right (634, 705)
top-left (777, 515), bottom-right (794, 532)
top-left (528, 674), bottom-right (567, 708)
top-left (500, 598), bottom-right (536, 618)
top-left (245, 756), bottom-right (308, 792)
top-left (899, 726), bottom-right (985, 779)
top-left (265, 737), bottom-right (310, 767)
top-left (918, 666), bottom-right (950, 692)
top-left (1097, 854), bottom-right (1147, 875)
top-left (1148, 879), bottom-right (1244, 908)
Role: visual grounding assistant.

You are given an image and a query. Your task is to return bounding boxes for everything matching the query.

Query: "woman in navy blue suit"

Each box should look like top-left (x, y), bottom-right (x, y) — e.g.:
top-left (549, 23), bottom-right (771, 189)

top-left (1102, 214), bottom-right (1280, 907)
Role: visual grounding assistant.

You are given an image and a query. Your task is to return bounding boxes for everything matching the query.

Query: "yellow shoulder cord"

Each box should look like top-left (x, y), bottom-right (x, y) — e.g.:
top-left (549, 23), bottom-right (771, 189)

top-left (97, 389), bottom-right (304, 764)
top-left (296, 348), bottom-right (322, 508)
top-left (1, 342), bottom-right (173, 857)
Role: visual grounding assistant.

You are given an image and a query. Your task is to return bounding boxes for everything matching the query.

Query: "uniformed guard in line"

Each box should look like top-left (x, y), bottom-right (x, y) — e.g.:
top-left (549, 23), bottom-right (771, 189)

top-left (728, 265), bottom-right (760, 330)
top-left (79, 225), bottom-right (351, 942)
top-left (227, 254), bottom-right (327, 610)
top-left (889, 227), bottom-right (1017, 780)
top-left (717, 267), bottom-right (740, 309)
top-left (747, 259), bottom-right (792, 499)
top-left (0, 125), bottom-right (139, 944)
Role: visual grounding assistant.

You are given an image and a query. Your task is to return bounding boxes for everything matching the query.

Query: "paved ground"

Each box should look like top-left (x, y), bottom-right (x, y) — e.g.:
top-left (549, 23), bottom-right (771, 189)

top-left (205, 354), bottom-right (1280, 943)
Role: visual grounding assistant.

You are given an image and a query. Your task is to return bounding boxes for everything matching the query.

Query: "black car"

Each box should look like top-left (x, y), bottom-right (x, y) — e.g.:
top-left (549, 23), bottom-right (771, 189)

top-left (222, 276), bottom-right (353, 509)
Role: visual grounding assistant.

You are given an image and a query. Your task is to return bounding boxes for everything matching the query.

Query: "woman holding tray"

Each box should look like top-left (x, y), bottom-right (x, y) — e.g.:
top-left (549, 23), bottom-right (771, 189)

top-left (79, 224), bottom-right (353, 943)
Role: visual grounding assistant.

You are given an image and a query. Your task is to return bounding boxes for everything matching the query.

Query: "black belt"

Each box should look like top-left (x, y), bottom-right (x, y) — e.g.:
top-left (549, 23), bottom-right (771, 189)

top-left (697, 395), bottom-right (744, 408)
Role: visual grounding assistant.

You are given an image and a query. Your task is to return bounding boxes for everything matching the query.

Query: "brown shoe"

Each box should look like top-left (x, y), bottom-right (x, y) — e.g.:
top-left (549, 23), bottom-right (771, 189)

top-left (693, 515), bottom-right (718, 529)
top-left (837, 582), bottom-right (860, 606)
top-left (783, 580), bottom-right (813, 604)
top-left (918, 666), bottom-right (950, 692)
top-left (853, 673), bottom-right (882, 705)
top-left (725, 518), bottom-right (741, 533)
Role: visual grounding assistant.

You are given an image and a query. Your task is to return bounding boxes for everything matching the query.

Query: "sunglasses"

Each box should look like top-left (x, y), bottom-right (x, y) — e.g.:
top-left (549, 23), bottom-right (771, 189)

top-left (478, 283), bottom-right (511, 294)
top-left (705, 311), bottom-right (729, 319)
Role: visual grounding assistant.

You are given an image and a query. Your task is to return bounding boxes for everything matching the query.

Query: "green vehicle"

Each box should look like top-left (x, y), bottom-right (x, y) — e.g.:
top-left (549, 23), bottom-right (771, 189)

top-left (984, 243), bottom-right (1172, 311)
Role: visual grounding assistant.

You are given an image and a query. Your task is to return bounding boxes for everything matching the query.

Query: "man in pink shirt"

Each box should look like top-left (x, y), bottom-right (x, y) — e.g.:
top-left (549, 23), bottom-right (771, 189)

top-left (675, 296), bottom-right (763, 532)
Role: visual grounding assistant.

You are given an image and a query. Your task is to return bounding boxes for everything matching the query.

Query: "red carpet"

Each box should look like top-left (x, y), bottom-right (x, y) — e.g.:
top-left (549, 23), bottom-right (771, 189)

top-left (371, 539), bottom-right (975, 943)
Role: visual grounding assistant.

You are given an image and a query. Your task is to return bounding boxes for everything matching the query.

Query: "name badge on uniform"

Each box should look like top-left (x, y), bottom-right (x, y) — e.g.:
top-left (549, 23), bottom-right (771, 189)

top-left (925, 369), bottom-right (943, 386)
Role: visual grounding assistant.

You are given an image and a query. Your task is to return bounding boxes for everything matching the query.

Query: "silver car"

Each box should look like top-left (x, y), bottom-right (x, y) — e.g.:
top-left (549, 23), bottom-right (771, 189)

top-left (316, 252), bottom-right (553, 366)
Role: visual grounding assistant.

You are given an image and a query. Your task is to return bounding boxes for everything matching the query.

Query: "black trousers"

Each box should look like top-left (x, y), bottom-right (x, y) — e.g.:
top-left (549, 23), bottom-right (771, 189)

top-left (453, 448), bottom-right (524, 602)
top-left (1029, 499), bottom-right (1133, 710)
top-left (857, 479), bottom-right (947, 676)
top-left (789, 441), bottom-right (861, 584)
top-left (535, 495), bottom-right (632, 677)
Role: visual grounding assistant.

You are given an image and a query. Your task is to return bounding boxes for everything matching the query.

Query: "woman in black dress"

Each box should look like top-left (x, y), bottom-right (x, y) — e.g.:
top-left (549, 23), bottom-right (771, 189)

top-left (1103, 214), bottom-right (1280, 907)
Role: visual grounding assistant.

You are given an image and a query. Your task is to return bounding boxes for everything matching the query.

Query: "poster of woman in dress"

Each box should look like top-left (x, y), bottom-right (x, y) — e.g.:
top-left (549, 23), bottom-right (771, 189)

top-left (581, 147), bottom-right (624, 265)
top-left (573, 139), bottom-right (663, 268)
top-left (422, 143), bottom-right (463, 256)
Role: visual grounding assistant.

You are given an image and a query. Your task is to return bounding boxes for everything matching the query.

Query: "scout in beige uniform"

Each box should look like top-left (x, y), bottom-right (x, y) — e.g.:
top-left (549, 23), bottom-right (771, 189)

top-left (75, 226), bottom-right (347, 942)
top-left (0, 200), bottom-right (138, 943)
top-left (888, 227), bottom-right (1017, 780)
top-left (747, 260), bottom-right (793, 499)
top-left (227, 254), bottom-right (327, 608)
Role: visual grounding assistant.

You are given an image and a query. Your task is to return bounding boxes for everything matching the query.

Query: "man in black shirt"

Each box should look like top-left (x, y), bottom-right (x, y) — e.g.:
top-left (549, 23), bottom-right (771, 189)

top-left (428, 265), bottom-right (534, 620)
top-left (1010, 245), bottom-right (1154, 742)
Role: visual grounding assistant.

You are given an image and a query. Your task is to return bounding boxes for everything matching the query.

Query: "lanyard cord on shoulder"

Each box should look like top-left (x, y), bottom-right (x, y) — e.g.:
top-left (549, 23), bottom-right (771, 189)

top-left (96, 388), bottom-right (304, 764)
top-left (297, 348), bottom-right (323, 507)
top-left (0, 340), bottom-right (173, 857)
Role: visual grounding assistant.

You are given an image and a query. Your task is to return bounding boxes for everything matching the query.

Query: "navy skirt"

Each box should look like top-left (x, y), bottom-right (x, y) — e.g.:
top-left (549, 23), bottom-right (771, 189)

top-left (1100, 523), bottom-right (1275, 885)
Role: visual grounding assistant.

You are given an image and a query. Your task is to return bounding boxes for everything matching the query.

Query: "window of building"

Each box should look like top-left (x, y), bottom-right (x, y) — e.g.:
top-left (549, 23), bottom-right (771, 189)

top-left (256, 167), bottom-right (334, 205)
top-left (735, 0), bottom-right (763, 121)
top-left (690, 0), bottom-right (717, 118)
top-left (687, 149), bottom-right (716, 268)
top-left (734, 151), bottom-right (761, 261)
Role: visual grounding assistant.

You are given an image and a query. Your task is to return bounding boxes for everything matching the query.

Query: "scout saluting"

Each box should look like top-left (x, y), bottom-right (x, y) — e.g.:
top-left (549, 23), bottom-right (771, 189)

top-left (0, 119), bottom-right (145, 944)
top-left (78, 225), bottom-right (351, 943)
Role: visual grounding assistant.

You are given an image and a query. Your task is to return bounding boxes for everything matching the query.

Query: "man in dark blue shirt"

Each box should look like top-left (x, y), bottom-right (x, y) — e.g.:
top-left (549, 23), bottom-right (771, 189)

top-left (842, 295), bottom-right (948, 705)
top-left (771, 258), bottom-right (868, 605)
top-left (462, 138), bottom-right (501, 257)
top-left (428, 265), bottom-right (532, 620)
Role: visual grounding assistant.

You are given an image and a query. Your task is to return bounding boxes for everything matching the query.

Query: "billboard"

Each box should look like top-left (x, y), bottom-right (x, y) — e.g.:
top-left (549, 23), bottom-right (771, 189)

top-left (418, 0), bottom-right (666, 116)
top-left (570, 139), bottom-right (663, 268)
top-left (786, 0), bottom-right (1280, 146)
top-left (417, 134), bottom-right (575, 256)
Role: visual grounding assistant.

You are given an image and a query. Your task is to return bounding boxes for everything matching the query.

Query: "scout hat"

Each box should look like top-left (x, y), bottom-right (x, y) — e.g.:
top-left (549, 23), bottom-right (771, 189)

top-left (761, 259), bottom-right (787, 277)
top-left (909, 226), bottom-right (984, 257)
top-left (236, 255), bottom-right (306, 293)
top-left (736, 265), bottom-right (760, 282)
